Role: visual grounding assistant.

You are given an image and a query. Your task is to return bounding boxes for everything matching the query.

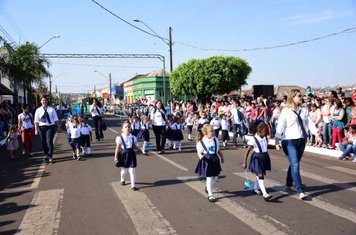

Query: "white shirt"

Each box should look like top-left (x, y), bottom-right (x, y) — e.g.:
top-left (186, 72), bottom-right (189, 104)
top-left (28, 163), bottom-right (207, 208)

top-left (185, 117), bottom-right (194, 126)
top-left (18, 113), bottom-right (34, 129)
top-left (115, 134), bottom-right (139, 149)
top-left (230, 107), bottom-right (243, 124)
top-left (210, 118), bottom-right (221, 130)
top-left (221, 119), bottom-right (230, 130)
top-left (67, 125), bottom-right (81, 138)
top-left (90, 105), bottom-right (102, 117)
top-left (34, 106), bottom-right (58, 126)
top-left (275, 107), bottom-right (309, 140)
top-left (247, 134), bottom-right (269, 153)
top-left (80, 123), bottom-right (92, 135)
top-left (170, 123), bottom-right (183, 130)
top-left (131, 122), bottom-right (141, 130)
top-left (150, 109), bottom-right (166, 126)
top-left (196, 136), bottom-right (220, 154)
top-left (321, 104), bottom-right (331, 124)
top-left (140, 122), bottom-right (149, 130)
top-left (198, 118), bottom-right (209, 125)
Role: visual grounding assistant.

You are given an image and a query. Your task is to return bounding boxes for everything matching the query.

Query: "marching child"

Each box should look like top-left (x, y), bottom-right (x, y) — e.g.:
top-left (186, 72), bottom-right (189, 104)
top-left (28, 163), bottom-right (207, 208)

top-left (220, 114), bottom-right (230, 148)
top-left (197, 111), bottom-right (209, 132)
top-left (171, 116), bottom-right (184, 152)
top-left (185, 112), bottom-right (194, 141)
top-left (195, 124), bottom-right (224, 202)
top-left (210, 113), bottom-right (221, 138)
top-left (80, 116), bottom-right (93, 157)
top-left (6, 125), bottom-right (19, 160)
top-left (242, 122), bottom-right (272, 201)
top-left (67, 118), bottom-right (82, 160)
top-left (114, 121), bottom-right (141, 191)
top-left (192, 113), bottom-right (200, 141)
top-left (131, 116), bottom-right (141, 137)
top-left (166, 114), bottom-right (174, 149)
top-left (138, 115), bottom-right (150, 155)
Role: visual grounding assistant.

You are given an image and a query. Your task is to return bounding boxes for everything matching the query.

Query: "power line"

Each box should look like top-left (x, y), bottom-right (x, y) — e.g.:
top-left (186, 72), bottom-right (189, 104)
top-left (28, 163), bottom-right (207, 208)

top-left (0, 24), bottom-right (18, 47)
top-left (89, 1), bottom-right (356, 52)
top-left (90, 0), bottom-right (168, 42)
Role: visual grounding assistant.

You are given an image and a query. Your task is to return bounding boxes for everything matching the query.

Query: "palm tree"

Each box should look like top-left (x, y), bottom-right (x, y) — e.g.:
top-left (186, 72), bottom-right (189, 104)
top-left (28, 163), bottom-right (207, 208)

top-left (8, 42), bottom-right (51, 104)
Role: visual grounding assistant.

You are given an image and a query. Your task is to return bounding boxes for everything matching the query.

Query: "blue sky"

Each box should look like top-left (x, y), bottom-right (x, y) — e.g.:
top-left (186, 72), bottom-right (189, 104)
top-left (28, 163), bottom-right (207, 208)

top-left (1, 0), bottom-right (355, 93)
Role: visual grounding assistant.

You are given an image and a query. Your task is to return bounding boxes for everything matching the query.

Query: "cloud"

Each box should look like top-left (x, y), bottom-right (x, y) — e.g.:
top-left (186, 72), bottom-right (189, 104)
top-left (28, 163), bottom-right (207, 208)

top-left (287, 9), bottom-right (355, 25)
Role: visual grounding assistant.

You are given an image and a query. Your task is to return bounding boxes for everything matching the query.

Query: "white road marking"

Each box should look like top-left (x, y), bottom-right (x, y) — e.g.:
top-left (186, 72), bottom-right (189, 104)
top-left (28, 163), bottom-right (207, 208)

top-left (282, 169), bottom-right (356, 193)
top-left (177, 176), bottom-right (290, 235)
top-left (234, 172), bottom-right (356, 223)
top-left (111, 182), bottom-right (177, 235)
top-left (16, 189), bottom-right (64, 235)
top-left (150, 151), bottom-right (189, 172)
top-left (109, 128), bottom-right (119, 134)
top-left (325, 166), bottom-right (356, 176)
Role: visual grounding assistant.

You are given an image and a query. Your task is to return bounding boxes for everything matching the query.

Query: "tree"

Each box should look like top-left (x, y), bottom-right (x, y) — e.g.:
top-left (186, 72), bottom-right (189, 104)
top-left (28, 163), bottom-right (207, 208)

top-left (9, 42), bottom-right (51, 104)
top-left (170, 56), bottom-right (252, 101)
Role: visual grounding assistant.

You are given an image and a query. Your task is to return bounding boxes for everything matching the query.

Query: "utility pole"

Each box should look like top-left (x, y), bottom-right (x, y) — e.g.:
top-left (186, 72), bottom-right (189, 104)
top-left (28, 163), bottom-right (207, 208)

top-left (169, 26), bottom-right (173, 106)
top-left (109, 73), bottom-right (112, 106)
top-left (49, 77), bottom-right (52, 103)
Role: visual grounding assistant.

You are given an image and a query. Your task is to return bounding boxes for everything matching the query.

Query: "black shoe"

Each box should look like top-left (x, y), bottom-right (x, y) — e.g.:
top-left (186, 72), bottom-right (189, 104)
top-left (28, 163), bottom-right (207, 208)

top-left (121, 181), bottom-right (125, 186)
top-left (161, 150), bottom-right (165, 154)
top-left (157, 151), bottom-right (162, 154)
top-left (132, 187), bottom-right (139, 191)
top-left (88, 154), bottom-right (92, 157)
top-left (208, 196), bottom-right (217, 202)
top-left (205, 186), bottom-right (208, 194)
top-left (43, 157), bottom-right (49, 163)
top-left (96, 139), bottom-right (100, 141)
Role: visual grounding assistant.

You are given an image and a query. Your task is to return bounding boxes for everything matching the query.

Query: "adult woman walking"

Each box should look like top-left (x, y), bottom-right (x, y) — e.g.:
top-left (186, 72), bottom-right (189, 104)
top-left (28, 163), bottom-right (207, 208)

top-left (150, 100), bottom-right (167, 154)
top-left (34, 97), bottom-right (61, 163)
top-left (275, 89), bottom-right (309, 200)
top-left (90, 98), bottom-right (104, 141)
top-left (18, 104), bottom-right (34, 157)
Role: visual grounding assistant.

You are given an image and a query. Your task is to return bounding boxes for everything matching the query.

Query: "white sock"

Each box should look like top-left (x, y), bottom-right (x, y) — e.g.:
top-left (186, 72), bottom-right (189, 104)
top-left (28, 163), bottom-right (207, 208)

top-left (173, 142), bottom-right (176, 149)
top-left (258, 178), bottom-right (268, 196)
top-left (87, 147), bottom-right (91, 154)
top-left (206, 177), bottom-right (214, 197)
top-left (178, 141), bottom-right (182, 151)
top-left (254, 176), bottom-right (259, 191)
top-left (121, 168), bottom-right (128, 183)
top-left (81, 146), bottom-right (85, 154)
top-left (168, 140), bottom-right (172, 147)
top-left (129, 167), bottom-right (136, 188)
top-left (188, 134), bottom-right (191, 139)
top-left (142, 141), bottom-right (146, 153)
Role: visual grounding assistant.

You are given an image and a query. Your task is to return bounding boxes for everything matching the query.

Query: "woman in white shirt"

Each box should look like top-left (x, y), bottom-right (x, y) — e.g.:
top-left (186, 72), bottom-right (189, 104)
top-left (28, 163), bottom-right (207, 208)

top-left (34, 97), bottom-right (60, 163)
top-left (149, 100), bottom-right (167, 154)
top-left (90, 98), bottom-right (104, 141)
top-left (275, 89), bottom-right (309, 200)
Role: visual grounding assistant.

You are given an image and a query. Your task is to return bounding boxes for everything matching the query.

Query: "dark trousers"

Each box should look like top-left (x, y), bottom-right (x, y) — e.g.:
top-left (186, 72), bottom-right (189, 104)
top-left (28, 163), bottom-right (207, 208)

top-left (93, 116), bottom-right (104, 140)
top-left (38, 125), bottom-right (56, 158)
top-left (152, 125), bottom-right (166, 151)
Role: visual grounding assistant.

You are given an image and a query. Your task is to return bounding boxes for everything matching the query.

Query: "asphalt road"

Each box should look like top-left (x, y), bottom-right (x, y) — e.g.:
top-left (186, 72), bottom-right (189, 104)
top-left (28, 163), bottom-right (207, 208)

top-left (1, 116), bottom-right (355, 235)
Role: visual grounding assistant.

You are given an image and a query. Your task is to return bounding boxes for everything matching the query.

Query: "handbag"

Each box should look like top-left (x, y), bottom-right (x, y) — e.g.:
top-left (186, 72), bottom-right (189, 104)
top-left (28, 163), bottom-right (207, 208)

top-left (102, 120), bottom-right (107, 131)
top-left (243, 170), bottom-right (253, 190)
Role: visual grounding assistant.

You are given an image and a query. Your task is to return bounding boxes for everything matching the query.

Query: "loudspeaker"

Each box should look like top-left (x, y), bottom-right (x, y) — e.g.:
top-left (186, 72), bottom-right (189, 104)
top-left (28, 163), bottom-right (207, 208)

top-left (253, 85), bottom-right (274, 99)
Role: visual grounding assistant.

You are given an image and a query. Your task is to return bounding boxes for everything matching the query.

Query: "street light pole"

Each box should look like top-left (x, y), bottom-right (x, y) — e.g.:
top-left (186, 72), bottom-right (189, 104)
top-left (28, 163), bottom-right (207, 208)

top-left (39, 35), bottom-right (60, 49)
top-left (133, 19), bottom-right (174, 103)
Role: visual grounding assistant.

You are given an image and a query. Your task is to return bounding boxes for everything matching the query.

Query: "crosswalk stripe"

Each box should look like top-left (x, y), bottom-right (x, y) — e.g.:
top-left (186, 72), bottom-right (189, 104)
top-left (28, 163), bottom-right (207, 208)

top-left (325, 166), bottom-right (356, 176)
top-left (16, 189), bottom-right (64, 235)
top-left (177, 176), bottom-right (291, 235)
top-left (282, 169), bottom-right (356, 193)
top-left (150, 152), bottom-right (189, 171)
top-left (111, 182), bottom-right (177, 235)
top-left (234, 172), bottom-right (356, 223)
top-left (109, 128), bottom-right (119, 134)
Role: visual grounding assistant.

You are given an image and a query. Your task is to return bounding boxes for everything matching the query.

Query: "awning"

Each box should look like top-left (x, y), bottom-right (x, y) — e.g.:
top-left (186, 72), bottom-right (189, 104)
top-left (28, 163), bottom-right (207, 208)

top-left (0, 83), bottom-right (14, 95)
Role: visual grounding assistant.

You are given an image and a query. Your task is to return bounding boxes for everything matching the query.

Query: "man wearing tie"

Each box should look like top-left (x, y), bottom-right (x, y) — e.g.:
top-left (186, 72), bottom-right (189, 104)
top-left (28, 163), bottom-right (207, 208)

top-left (34, 97), bottom-right (61, 163)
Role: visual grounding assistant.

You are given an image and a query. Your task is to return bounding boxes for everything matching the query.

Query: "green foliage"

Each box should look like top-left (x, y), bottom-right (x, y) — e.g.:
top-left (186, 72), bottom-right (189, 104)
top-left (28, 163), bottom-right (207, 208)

top-left (170, 56), bottom-right (251, 100)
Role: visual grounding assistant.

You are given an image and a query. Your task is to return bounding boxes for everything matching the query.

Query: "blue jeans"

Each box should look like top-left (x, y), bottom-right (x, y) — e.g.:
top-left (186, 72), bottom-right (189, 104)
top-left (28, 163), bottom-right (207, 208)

top-left (322, 123), bottom-right (332, 145)
top-left (39, 125), bottom-right (56, 158)
top-left (232, 124), bottom-right (246, 146)
top-left (282, 139), bottom-right (306, 193)
top-left (336, 143), bottom-right (356, 158)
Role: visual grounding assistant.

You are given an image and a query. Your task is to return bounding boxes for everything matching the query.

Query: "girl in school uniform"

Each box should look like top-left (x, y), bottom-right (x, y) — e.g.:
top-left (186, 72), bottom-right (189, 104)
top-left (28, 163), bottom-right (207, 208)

top-left (131, 116), bottom-right (141, 137)
top-left (171, 116), bottom-right (184, 152)
top-left (195, 124), bottom-right (225, 202)
top-left (114, 121), bottom-right (142, 191)
top-left (243, 122), bottom-right (272, 201)
top-left (185, 112), bottom-right (194, 141)
top-left (197, 112), bottom-right (209, 132)
top-left (80, 116), bottom-right (93, 157)
top-left (210, 113), bottom-right (221, 139)
top-left (220, 114), bottom-right (230, 148)
top-left (67, 118), bottom-right (82, 160)
top-left (137, 115), bottom-right (150, 155)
